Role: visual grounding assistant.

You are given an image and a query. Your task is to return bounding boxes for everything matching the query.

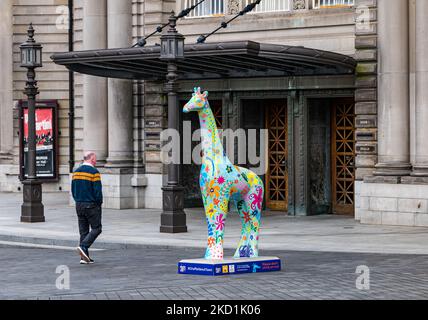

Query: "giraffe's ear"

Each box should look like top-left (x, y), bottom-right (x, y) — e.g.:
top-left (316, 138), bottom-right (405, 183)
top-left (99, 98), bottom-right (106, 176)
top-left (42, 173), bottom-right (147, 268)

top-left (203, 91), bottom-right (209, 98)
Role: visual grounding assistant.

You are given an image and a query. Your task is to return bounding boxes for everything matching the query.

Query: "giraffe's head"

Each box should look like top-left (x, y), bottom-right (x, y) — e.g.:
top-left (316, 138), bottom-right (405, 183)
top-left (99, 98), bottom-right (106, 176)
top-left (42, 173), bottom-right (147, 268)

top-left (183, 87), bottom-right (209, 113)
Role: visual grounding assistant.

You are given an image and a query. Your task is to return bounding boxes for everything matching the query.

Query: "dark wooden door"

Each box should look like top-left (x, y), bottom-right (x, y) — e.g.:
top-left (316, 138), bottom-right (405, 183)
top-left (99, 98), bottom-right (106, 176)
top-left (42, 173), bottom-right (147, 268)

top-left (331, 99), bottom-right (355, 216)
top-left (265, 101), bottom-right (288, 211)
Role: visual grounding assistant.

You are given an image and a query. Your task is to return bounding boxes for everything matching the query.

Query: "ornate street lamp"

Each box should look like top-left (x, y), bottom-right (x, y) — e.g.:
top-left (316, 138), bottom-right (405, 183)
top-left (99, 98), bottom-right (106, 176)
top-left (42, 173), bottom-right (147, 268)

top-left (20, 23), bottom-right (45, 223)
top-left (159, 13), bottom-right (187, 233)
top-left (160, 16), bottom-right (184, 60)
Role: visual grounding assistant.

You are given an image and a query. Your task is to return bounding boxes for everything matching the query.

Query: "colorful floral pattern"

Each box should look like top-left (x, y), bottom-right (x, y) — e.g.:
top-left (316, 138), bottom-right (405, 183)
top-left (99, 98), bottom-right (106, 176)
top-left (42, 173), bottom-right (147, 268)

top-left (183, 87), bottom-right (264, 260)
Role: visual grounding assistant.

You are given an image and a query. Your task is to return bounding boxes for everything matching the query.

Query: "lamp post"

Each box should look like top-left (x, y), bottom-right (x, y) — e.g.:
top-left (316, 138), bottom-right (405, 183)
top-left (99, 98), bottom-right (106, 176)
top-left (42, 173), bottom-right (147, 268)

top-left (20, 23), bottom-right (45, 223)
top-left (159, 13), bottom-right (187, 233)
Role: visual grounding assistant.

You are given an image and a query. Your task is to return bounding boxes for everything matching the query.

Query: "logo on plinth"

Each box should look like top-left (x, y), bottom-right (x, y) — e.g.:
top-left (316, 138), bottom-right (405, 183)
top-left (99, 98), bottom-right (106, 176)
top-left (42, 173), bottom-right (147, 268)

top-left (178, 257), bottom-right (282, 276)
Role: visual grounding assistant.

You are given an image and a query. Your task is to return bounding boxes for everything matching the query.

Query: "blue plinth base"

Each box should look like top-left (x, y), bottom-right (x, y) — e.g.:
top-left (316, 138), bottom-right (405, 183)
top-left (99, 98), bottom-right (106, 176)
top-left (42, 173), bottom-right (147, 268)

top-left (178, 257), bottom-right (281, 276)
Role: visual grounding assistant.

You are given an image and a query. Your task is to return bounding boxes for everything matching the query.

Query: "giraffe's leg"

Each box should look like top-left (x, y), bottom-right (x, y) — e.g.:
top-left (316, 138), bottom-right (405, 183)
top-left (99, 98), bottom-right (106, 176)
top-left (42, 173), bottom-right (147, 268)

top-left (203, 196), bottom-right (229, 260)
top-left (203, 197), bottom-right (216, 259)
top-left (233, 199), bottom-right (253, 258)
top-left (246, 203), bottom-right (261, 258)
top-left (234, 186), bottom-right (262, 259)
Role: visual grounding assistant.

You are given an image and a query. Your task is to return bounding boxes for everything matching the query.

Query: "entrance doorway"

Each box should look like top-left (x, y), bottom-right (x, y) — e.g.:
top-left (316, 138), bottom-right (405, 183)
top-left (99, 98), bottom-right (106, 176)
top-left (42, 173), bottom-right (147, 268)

top-left (241, 99), bottom-right (288, 212)
top-left (308, 98), bottom-right (355, 216)
top-left (331, 99), bottom-right (355, 215)
top-left (265, 101), bottom-right (288, 211)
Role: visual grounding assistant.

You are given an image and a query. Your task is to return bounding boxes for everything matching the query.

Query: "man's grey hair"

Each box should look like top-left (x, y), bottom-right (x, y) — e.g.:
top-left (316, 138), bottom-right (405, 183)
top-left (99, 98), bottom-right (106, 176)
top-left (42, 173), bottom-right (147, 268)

top-left (83, 151), bottom-right (96, 161)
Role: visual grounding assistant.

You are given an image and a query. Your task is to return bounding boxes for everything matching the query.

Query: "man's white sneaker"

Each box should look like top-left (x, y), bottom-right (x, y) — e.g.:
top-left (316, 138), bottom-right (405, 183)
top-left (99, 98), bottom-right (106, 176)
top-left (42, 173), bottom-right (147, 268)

top-left (77, 246), bottom-right (90, 262)
top-left (80, 258), bottom-right (94, 265)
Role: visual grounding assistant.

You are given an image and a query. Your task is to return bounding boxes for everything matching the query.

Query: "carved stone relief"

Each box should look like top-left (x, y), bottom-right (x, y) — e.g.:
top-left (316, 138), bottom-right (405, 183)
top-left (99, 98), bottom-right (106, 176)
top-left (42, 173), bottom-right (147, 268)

top-left (227, 0), bottom-right (241, 15)
top-left (293, 0), bottom-right (307, 10)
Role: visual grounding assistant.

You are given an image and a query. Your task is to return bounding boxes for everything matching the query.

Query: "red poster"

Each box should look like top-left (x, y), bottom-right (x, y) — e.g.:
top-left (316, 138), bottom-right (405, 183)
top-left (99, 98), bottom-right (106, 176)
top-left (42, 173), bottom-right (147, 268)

top-left (23, 108), bottom-right (54, 151)
top-left (22, 106), bottom-right (56, 178)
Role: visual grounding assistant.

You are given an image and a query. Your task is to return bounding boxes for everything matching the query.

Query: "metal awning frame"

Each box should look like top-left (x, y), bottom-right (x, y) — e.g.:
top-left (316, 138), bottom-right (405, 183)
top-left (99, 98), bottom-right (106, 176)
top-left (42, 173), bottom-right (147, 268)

top-left (51, 41), bottom-right (356, 81)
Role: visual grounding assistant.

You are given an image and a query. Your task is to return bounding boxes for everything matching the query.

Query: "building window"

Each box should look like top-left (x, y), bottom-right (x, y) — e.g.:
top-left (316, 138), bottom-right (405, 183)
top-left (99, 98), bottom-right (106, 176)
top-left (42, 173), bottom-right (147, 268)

top-left (185, 0), bottom-right (225, 17)
top-left (312, 0), bottom-right (354, 9)
top-left (183, 0), bottom-right (354, 18)
top-left (244, 0), bottom-right (291, 13)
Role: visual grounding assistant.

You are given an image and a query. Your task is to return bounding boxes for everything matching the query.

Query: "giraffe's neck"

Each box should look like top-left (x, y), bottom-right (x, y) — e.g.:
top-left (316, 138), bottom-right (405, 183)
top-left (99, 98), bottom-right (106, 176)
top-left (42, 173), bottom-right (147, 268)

top-left (198, 103), bottom-right (224, 163)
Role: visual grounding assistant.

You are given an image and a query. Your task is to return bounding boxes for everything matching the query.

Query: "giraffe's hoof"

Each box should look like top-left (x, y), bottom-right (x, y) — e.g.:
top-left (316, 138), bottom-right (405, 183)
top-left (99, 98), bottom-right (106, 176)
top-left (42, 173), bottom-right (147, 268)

top-left (235, 245), bottom-right (256, 258)
top-left (204, 244), bottom-right (224, 260)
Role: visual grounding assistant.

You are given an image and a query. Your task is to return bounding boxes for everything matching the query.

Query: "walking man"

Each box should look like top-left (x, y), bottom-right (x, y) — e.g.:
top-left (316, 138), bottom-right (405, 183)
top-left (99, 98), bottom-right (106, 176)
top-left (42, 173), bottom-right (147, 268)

top-left (72, 151), bottom-right (103, 264)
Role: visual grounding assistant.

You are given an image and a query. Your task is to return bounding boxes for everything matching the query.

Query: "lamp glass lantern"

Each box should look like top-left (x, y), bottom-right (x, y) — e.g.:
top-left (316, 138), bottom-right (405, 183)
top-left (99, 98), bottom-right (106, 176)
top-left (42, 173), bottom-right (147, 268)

top-left (160, 34), bottom-right (185, 60)
top-left (20, 42), bottom-right (43, 69)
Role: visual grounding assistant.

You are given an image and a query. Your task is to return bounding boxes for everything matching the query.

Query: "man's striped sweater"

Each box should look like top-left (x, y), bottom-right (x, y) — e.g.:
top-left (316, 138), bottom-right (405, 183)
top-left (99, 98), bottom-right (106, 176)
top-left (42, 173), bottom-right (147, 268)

top-left (71, 164), bottom-right (103, 205)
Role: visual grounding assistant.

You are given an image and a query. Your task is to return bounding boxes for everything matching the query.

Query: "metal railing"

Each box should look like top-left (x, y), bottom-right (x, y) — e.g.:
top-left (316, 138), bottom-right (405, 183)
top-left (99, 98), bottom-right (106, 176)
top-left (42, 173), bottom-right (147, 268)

top-left (312, 0), bottom-right (354, 9)
top-left (244, 0), bottom-right (290, 13)
top-left (184, 0), bottom-right (354, 17)
top-left (185, 0), bottom-right (225, 17)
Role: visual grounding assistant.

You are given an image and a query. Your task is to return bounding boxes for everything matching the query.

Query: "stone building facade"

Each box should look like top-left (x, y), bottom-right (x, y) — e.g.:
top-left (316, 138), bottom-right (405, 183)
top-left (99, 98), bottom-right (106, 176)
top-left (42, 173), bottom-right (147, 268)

top-left (0, 0), bottom-right (427, 227)
top-left (0, 0), bottom-right (71, 192)
top-left (356, 0), bottom-right (428, 227)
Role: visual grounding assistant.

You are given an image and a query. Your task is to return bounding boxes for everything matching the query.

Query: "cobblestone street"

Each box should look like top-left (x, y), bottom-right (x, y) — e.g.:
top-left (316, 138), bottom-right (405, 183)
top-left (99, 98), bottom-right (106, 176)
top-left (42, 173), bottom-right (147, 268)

top-left (1, 244), bottom-right (428, 300)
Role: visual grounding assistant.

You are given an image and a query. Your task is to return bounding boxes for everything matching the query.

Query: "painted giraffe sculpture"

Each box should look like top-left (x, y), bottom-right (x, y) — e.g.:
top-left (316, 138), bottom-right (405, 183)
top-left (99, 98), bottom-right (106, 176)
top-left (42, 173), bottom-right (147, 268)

top-left (183, 87), bottom-right (264, 260)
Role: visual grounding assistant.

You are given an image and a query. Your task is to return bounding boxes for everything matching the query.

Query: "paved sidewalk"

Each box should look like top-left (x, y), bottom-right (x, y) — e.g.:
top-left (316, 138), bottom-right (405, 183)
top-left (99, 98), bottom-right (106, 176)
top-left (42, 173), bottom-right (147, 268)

top-left (1, 245), bottom-right (428, 300)
top-left (1, 192), bottom-right (428, 254)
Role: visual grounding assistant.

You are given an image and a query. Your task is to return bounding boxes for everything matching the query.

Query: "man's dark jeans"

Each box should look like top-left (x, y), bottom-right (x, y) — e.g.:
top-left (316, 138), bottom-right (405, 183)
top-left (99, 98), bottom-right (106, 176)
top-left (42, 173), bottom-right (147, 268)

top-left (76, 202), bottom-right (102, 249)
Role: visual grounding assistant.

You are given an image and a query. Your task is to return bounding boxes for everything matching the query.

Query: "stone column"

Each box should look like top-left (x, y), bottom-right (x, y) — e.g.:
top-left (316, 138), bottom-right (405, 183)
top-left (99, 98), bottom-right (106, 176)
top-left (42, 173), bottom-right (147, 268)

top-left (0, 0), bottom-right (14, 162)
top-left (374, 0), bottom-right (411, 176)
top-left (412, 0), bottom-right (428, 176)
top-left (83, 0), bottom-right (108, 164)
top-left (106, 0), bottom-right (133, 167)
